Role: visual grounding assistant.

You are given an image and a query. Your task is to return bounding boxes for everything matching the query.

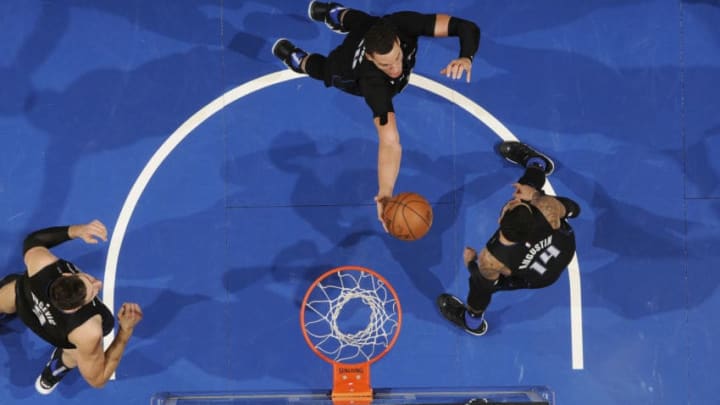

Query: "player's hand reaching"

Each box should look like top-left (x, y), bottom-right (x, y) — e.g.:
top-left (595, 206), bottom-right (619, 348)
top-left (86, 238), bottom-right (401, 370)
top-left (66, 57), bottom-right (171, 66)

top-left (440, 57), bottom-right (472, 82)
top-left (374, 195), bottom-right (390, 233)
top-left (70, 220), bottom-right (108, 244)
top-left (117, 303), bottom-right (143, 332)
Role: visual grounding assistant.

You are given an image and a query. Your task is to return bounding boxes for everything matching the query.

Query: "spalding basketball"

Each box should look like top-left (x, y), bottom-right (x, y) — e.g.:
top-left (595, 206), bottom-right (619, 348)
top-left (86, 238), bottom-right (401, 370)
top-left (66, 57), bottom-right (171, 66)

top-left (382, 192), bottom-right (433, 241)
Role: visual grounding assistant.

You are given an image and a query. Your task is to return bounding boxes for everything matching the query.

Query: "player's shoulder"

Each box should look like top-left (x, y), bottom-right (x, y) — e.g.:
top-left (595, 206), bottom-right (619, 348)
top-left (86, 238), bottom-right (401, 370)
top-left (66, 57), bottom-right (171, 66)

top-left (68, 314), bottom-right (105, 348)
top-left (530, 195), bottom-right (564, 229)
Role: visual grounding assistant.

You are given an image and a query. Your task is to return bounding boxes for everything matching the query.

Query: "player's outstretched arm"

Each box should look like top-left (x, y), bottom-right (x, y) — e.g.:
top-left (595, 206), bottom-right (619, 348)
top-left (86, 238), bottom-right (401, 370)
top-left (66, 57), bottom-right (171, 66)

top-left (374, 112), bottom-right (402, 232)
top-left (68, 220), bottom-right (108, 245)
top-left (71, 303), bottom-right (143, 388)
top-left (23, 220), bottom-right (108, 276)
top-left (433, 14), bottom-right (480, 82)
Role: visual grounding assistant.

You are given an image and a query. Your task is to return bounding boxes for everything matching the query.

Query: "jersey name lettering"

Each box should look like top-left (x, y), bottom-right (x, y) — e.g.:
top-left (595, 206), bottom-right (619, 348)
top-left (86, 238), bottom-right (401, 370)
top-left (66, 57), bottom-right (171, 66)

top-left (519, 235), bottom-right (561, 275)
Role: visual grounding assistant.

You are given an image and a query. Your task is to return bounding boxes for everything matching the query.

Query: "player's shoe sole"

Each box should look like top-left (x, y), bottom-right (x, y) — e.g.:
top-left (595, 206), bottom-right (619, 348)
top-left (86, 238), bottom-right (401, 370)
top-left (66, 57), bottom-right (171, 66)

top-left (437, 294), bottom-right (487, 336)
top-left (498, 141), bottom-right (555, 176)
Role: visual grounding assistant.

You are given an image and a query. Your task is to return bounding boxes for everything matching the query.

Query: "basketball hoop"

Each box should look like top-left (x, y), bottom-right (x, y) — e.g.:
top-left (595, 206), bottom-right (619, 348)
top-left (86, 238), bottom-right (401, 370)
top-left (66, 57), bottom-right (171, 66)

top-left (300, 266), bottom-right (402, 405)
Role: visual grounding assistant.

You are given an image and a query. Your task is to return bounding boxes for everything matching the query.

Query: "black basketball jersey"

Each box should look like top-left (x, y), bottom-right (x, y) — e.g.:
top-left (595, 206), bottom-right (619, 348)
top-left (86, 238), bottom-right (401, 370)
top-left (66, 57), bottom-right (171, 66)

top-left (15, 259), bottom-right (115, 349)
top-left (486, 202), bottom-right (576, 288)
top-left (324, 12), bottom-right (435, 122)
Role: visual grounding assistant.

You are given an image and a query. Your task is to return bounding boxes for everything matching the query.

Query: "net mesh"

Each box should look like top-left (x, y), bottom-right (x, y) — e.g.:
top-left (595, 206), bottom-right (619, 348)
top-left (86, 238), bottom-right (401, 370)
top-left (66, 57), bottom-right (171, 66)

top-left (303, 269), bottom-right (400, 364)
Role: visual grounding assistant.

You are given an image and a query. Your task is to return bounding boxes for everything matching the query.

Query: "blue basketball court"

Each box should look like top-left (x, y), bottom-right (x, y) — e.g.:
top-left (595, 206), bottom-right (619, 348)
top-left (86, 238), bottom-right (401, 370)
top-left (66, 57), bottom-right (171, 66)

top-left (1, 1), bottom-right (718, 404)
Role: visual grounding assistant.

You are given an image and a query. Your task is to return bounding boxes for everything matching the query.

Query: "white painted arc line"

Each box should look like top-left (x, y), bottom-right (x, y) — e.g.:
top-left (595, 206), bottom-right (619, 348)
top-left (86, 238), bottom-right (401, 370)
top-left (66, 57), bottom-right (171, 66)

top-left (408, 74), bottom-right (583, 369)
top-left (408, 75), bottom-right (518, 142)
top-left (102, 70), bottom-right (584, 377)
top-left (101, 70), bottom-right (302, 374)
top-left (568, 254), bottom-right (584, 369)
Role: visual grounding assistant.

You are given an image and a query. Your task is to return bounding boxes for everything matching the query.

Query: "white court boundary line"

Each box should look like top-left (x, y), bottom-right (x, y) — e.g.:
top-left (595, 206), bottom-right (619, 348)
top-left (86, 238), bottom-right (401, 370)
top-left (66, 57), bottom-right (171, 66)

top-left (411, 75), bottom-right (584, 370)
top-left (102, 70), bottom-right (584, 372)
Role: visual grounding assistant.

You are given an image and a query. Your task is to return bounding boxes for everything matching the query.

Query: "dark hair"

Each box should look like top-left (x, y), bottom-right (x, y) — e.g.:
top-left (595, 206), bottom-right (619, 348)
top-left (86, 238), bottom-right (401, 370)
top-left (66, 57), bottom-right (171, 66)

top-left (500, 205), bottom-right (535, 242)
top-left (49, 275), bottom-right (87, 310)
top-left (364, 18), bottom-right (398, 56)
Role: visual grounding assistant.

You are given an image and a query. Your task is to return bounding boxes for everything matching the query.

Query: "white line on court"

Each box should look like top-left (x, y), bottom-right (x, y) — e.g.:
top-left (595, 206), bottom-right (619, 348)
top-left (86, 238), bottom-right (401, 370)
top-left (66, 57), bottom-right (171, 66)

top-left (410, 75), bottom-right (584, 370)
top-left (102, 70), bottom-right (584, 374)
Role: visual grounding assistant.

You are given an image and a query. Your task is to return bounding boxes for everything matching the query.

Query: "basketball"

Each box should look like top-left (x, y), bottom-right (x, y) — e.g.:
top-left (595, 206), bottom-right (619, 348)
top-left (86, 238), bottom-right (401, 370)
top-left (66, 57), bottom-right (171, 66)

top-left (382, 192), bottom-right (433, 241)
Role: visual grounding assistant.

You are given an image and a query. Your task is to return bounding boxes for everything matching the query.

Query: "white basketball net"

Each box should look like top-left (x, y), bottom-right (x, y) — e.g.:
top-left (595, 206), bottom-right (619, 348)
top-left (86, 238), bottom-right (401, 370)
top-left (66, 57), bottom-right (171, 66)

top-left (303, 269), bottom-right (400, 364)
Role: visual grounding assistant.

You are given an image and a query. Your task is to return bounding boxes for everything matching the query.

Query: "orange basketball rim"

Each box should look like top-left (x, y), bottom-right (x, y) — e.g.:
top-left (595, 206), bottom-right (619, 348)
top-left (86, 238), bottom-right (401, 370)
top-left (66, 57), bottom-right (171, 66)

top-left (300, 266), bottom-right (403, 404)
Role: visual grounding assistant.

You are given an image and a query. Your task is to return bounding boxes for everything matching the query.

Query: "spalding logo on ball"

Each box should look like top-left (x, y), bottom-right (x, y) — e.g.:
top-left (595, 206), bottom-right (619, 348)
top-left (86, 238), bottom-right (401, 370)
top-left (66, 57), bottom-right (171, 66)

top-left (382, 192), bottom-right (433, 241)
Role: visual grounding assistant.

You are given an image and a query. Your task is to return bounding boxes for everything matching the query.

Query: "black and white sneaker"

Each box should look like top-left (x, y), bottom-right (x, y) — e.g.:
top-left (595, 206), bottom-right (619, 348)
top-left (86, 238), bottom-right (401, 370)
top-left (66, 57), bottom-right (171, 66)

top-left (35, 348), bottom-right (70, 395)
top-left (498, 141), bottom-right (555, 176)
top-left (35, 372), bottom-right (60, 395)
top-left (308, 1), bottom-right (348, 33)
top-left (437, 294), bottom-right (488, 336)
top-left (272, 38), bottom-right (307, 74)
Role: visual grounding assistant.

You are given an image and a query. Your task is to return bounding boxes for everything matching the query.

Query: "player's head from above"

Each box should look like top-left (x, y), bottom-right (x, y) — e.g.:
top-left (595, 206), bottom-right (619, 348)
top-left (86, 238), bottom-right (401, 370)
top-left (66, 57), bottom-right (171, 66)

top-left (364, 18), bottom-right (403, 79)
top-left (499, 201), bottom-right (535, 243)
top-left (49, 273), bottom-right (102, 311)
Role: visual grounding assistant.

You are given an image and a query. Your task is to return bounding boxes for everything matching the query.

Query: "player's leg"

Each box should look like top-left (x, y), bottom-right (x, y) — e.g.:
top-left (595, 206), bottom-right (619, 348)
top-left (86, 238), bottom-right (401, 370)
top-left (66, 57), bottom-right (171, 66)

top-left (271, 39), bottom-right (332, 86)
top-left (272, 39), bottom-right (312, 75)
top-left (308, 2), bottom-right (376, 33)
top-left (308, 1), bottom-right (349, 33)
top-left (493, 274), bottom-right (532, 291)
top-left (35, 347), bottom-right (75, 395)
top-left (437, 267), bottom-right (491, 336)
top-left (272, 38), bottom-right (363, 96)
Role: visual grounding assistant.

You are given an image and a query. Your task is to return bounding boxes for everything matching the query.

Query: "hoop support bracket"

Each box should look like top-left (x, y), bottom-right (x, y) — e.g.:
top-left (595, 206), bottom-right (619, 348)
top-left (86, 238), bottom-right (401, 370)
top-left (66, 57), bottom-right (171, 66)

top-left (331, 362), bottom-right (372, 405)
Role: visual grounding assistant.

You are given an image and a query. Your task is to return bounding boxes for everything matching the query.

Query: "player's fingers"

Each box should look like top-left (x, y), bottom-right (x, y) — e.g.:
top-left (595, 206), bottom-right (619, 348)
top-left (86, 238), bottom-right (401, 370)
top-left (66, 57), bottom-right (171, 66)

top-left (465, 66), bottom-right (472, 83)
top-left (127, 304), bottom-right (142, 319)
top-left (88, 220), bottom-right (103, 233)
top-left (84, 222), bottom-right (107, 242)
top-left (121, 303), bottom-right (143, 319)
top-left (90, 222), bottom-right (108, 241)
top-left (95, 226), bottom-right (108, 241)
top-left (377, 209), bottom-right (389, 233)
top-left (458, 64), bottom-right (467, 80)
